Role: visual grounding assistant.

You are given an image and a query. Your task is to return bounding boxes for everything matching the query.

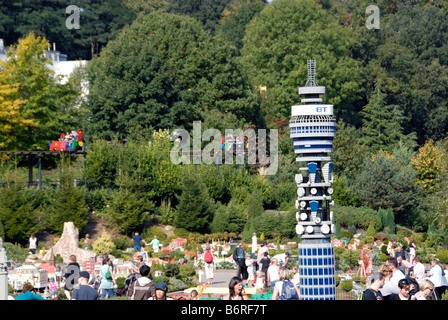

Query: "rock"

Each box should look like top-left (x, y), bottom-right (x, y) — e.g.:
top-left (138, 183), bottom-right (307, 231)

top-left (42, 222), bottom-right (91, 264)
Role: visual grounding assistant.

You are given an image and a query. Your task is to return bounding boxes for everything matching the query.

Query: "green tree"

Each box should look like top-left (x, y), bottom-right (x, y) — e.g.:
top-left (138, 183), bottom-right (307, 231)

top-left (43, 174), bottom-right (89, 235)
top-left (167, 0), bottom-right (232, 34)
top-left (123, 0), bottom-right (167, 14)
top-left (246, 188), bottom-right (264, 219)
top-left (101, 190), bottom-right (153, 234)
top-left (241, 0), bottom-right (363, 123)
top-left (86, 12), bottom-right (259, 139)
top-left (82, 140), bottom-right (120, 189)
top-left (82, 130), bottom-right (183, 203)
top-left (353, 151), bottom-right (417, 220)
top-left (174, 171), bottom-right (215, 233)
top-left (0, 0), bottom-right (136, 60)
top-left (218, 0), bottom-right (266, 51)
top-left (0, 187), bottom-right (40, 244)
top-left (0, 76), bottom-right (36, 151)
top-left (379, 208), bottom-right (395, 234)
top-left (332, 120), bottom-right (368, 183)
top-left (360, 83), bottom-right (417, 153)
top-left (0, 32), bottom-right (81, 150)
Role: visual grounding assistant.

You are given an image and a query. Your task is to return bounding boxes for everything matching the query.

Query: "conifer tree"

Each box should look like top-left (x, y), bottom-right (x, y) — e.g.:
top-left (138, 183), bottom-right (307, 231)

top-left (43, 172), bottom-right (89, 235)
top-left (360, 83), bottom-right (416, 153)
top-left (174, 172), bottom-right (215, 233)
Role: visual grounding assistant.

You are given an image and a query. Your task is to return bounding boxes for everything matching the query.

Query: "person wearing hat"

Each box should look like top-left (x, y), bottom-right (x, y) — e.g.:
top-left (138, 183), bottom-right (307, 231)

top-left (71, 271), bottom-right (99, 300)
top-left (148, 282), bottom-right (173, 300)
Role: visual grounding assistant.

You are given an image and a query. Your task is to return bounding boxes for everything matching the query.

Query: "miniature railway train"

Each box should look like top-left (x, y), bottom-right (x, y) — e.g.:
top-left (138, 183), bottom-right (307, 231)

top-left (48, 130), bottom-right (85, 152)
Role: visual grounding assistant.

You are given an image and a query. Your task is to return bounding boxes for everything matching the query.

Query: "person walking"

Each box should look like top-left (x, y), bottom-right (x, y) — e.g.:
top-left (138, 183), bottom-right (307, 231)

top-left (71, 271), bottom-right (99, 300)
top-left (148, 235), bottom-right (161, 254)
top-left (257, 243), bottom-right (269, 264)
top-left (203, 246), bottom-right (215, 285)
top-left (427, 258), bottom-right (448, 300)
top-left (387, 257), bottom-right (406, 287)
top-left (259, 251), bottom-right (271, 288)
top-left (379, 264), bottom-right (395, 300)
top-left (132, 255), bottom-right (147, 279)
top-left (387, 239), bottom-right (396, 257)
top-left (394, 246), bottom-right (408, 261)
top-left (28, 235), bottom-right (37, 254)
top-left (99, 257), bottom-right (116, 299)
top-left (245, 254), bottom-right (255, 287)
top-left (83, 234), bottom-right (90, 250)
top-left (233, 242), bottom-right (247, 281)
top-left (132, 232), bottom-right (146, 252)
top-left (63, 254), bottom-right (80, 300)
top-left (49, 277), bottom-right (58, 299)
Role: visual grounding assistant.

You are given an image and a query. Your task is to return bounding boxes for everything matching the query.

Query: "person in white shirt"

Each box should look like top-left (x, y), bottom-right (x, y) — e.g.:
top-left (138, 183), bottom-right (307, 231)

top-left (380, 257), bottom-right (405, 299)
top-left (388, 257), bottom-right (406, 286)
top-left (427, 258), bottom-right (448, 300)
top-left (29, 235), bottom-right (37, 254)
top-left (413, 256), bottom-right (426, 284)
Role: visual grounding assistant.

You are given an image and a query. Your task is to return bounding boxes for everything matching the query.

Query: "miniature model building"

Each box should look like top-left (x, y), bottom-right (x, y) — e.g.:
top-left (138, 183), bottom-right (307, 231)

top-left (290, 60), bottom-right (337, 300)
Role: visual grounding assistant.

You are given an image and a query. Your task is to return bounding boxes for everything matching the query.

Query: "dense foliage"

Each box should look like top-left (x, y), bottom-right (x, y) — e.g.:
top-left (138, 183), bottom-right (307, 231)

top-left (1, 0), bottom-right (448, 249)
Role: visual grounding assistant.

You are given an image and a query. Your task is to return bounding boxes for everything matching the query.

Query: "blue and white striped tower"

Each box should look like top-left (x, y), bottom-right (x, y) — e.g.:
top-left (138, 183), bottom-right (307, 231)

top-left (290, 60), bottom-right (337, 300)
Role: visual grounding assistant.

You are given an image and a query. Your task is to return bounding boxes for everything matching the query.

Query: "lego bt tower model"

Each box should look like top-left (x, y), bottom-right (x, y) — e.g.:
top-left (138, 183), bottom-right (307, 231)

top-left (290, 60), bottom-right (337, 300)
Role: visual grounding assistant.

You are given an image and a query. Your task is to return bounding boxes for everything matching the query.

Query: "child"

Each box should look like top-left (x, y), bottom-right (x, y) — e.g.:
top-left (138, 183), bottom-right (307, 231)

top-left (291, 266), bottom-right (300, 287)
top-left (49, 277), bottom-right (58, 299)
top-left (254, 270), bottom-right (265, 290)
top-left (190, 289), bottom-right (199, 300)
top-left (84, 234), bottom-right (90, 250)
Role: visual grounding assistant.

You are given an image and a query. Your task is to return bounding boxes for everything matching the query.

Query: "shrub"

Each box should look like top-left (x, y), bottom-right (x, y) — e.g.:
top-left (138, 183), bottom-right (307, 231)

top-left (163, 263), bottom-right (180, 278)
top-left (436, 249), bottom-right (448, 264)
top-left (142, 226), bottom-right (167, 242)
top-left (335, 274), bottom-right (341, 287)
top-left (91, 229), bottom-right (116, 254)
top-left (169, 278), bottom-right (189, 291)
top-left (341, 280), bottom-right (353, 292)
top-left (112, 235), bottom-right (133, 250)
top-left (116, 276), bottom-right (126, 290)
top-left (333, 205), bottom-right (382, 230)
top-left (3, 242), bottom-right (28, 262)
top-left (179, 263), bottom-right (196, 279)
top-left (152, 276), bottom-right (170, 284)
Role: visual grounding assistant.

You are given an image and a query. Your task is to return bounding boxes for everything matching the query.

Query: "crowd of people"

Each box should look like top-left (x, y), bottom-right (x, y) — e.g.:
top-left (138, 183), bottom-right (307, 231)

top-left (17, 235), bottom-right (448, 301)
top-left (14, 252), bottom-right (174, 301)
top-left (225, 241), bottom-right (299, 300)
top-left (361, 247), bottom-right (448, 301)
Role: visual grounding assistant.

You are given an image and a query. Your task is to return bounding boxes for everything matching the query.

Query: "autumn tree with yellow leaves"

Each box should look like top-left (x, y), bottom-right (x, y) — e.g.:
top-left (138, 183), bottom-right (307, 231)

top-left (0, 32), bottom-right (82, 151)
top-left (0, 79), bottom-right (36, 151)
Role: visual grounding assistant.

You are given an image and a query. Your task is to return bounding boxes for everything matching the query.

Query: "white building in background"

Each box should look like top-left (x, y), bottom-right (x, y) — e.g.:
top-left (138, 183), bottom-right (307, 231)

top-left (0, 39), bottom-right (89, 95)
